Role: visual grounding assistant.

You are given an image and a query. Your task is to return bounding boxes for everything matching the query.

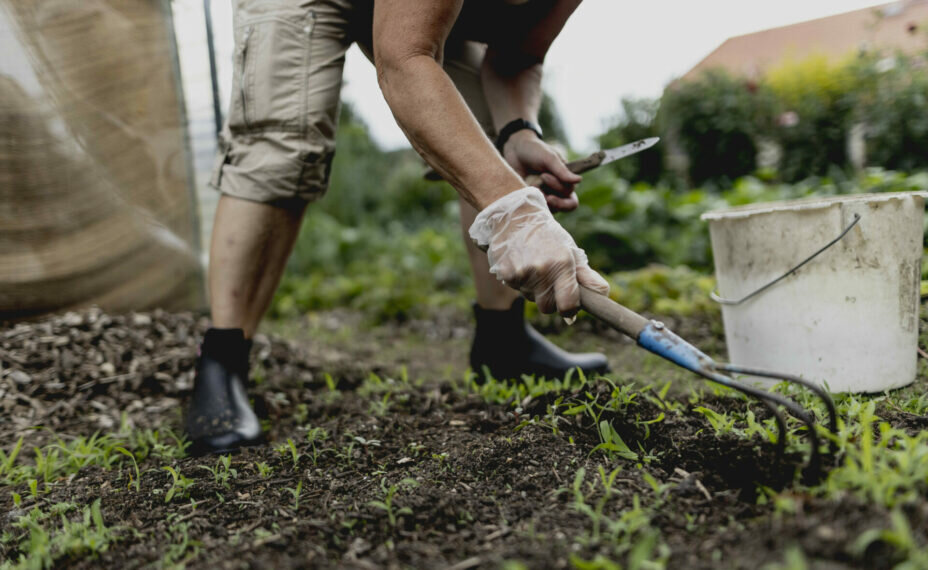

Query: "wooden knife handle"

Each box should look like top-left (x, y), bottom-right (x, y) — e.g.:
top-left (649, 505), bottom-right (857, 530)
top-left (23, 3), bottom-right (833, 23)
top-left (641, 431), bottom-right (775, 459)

top-left (524, 150), bottom-right (606, 189)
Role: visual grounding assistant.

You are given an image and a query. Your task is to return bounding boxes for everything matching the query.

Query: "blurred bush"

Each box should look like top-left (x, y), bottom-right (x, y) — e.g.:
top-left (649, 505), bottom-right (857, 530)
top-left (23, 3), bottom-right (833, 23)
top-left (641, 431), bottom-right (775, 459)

top-left (612, 50), bottom-right (928, 187)
top-left (852, 55), bottom-right (928, 172)
top-left (659, 70), bottom-right (775, 186)
top-left (597, 98), bottom-right (663, 184)
top-left (271, 100), bottom-right (928, 322)
top-left (765, 55), bottom-right (858, 182)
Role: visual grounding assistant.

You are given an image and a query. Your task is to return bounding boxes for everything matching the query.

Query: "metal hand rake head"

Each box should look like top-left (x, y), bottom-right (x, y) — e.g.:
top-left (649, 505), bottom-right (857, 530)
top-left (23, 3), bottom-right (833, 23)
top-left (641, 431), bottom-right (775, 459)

top-left (580, 287), bottom-right (838, 474)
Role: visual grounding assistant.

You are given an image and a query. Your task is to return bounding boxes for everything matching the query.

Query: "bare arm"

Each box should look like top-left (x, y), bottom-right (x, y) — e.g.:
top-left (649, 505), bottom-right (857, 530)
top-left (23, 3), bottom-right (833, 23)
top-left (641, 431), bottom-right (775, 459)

top-left (373, 0), bottom-right (524, 209)
top-left (481, 0), bottom-right (582, 133)
top-left (373, 0), bottom-right (608, 316)
top-left (481, 0), bottom-right (583, 210)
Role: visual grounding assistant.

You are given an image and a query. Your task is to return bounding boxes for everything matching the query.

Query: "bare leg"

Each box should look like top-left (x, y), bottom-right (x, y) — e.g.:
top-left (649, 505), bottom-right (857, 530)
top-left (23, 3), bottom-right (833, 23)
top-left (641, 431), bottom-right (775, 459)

top-left (459, 197), bottom-right (521, 310)
top-left (208, 195), bottom-right (306, 337)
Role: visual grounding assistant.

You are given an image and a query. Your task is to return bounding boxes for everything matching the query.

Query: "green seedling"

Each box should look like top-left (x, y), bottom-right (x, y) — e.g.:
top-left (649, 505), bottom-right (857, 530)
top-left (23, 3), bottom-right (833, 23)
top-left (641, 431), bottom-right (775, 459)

top-left (564, 466), bottom-right (623, 544)
top-left (276, 438), bottom-right (302, 469)
top-left (294, 403), bottom-right (310, 425)
top-left (591, 421), bottom-right (638, 461)
top-left (406, 442), bottom-right (426, 457)
top-left (200, 455), bottom-right (237, 489)
top-left (344, 435), bottom-right (381, 466)
top-left (369, 392), bottom-right (393, 417)
top-left (305, 427), bottom-right (331, 465)
top-left (0, 436), bottom-right (24, 485)
top-left (693, 406), bottom-right (737, 435)
top-left (113, 447), bottom-right (140, 492)
top-left (367, 477), bottom-right (418, 528)
top-left (4, 499), bottom-right (120, 569)
top-left (163, 466), bottom-right (194, 503)
top-left (560, 466), bottom-right (667, 564)
top-left (160, 521), bottom-right (201, 568)
top-left (32, 446), bottom-right (61, 486)
top-left (285, 480), bottom-right (303, 511)
top-left (255, 461), bottom-right (274, 479)
top-left (852, 509), bottom-right (928, 566)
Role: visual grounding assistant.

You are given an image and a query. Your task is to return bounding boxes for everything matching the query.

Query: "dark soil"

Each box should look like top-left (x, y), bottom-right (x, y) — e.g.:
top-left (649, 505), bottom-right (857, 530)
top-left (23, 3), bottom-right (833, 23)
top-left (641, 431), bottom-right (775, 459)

top-left (0, 308), bottom-right (922, 569)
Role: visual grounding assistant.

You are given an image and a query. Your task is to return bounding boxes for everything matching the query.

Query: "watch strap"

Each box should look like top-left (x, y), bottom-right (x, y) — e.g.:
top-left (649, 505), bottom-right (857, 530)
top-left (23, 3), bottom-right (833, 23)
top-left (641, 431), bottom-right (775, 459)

top-left (495, 118), bottom-right (543, 152)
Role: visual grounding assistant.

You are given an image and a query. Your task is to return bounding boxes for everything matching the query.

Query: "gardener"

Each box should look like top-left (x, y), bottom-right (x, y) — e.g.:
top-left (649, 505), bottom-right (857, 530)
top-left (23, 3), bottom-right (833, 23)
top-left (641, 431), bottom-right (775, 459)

top-left (185, 0), bottom-right (611, 454)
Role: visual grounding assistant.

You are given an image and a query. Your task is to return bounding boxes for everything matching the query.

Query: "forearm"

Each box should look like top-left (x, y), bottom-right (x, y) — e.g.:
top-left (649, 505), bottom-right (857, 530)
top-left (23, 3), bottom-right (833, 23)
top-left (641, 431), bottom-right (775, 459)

top-left (378, 55), bottom-right (525, 210)
top-left (481, 52), bottom-right (544, 132)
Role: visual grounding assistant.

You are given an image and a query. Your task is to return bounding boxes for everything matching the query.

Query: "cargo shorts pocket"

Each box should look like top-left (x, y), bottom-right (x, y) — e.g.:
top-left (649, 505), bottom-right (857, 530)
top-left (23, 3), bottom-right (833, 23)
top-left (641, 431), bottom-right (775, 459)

top-left (228, 10), bottom-right (315, 134)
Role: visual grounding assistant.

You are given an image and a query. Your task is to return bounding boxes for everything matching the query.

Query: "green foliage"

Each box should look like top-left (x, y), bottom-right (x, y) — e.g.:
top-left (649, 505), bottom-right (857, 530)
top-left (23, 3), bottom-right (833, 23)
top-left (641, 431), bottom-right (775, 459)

top-left (268, 83), bottom-right (928, 324)
top-left (765, 55), bottom-right (857, 182)
top-left (660, 70), bottom-right (773, 185)
top-left (853, 54), bottom-right (928, 172)
top-left (1, 499), bottom-right (120, 570)
top-left (272, 210), bottom-right (471, 322)
top-left (597, 98), bottom-right (663, 184)
top-left (199, 456), bottom-right (237, 489)
top-left (163, 466), bottom-right (194, 503)
top-left (368, 477), bottom-right (419, 528)
top-left (564, 168), bottom-right (928, 275)
top-left (659, 51), bottom-right (928, 185)
top-left (0, 427), bottom-right (186, 489)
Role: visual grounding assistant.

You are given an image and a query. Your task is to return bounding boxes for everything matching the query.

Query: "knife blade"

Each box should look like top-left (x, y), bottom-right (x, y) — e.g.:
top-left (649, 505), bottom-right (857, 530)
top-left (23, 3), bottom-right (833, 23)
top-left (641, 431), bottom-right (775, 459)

top-left (524, 137), bottom-right (660, 188)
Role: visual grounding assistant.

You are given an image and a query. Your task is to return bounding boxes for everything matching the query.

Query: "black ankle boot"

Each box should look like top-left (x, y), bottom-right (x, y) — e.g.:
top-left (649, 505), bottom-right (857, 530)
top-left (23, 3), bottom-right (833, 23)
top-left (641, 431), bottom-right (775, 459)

top-left (184, 328), bottom-right (263, 455)
top-left (469, 297), bottom-right (609, 382)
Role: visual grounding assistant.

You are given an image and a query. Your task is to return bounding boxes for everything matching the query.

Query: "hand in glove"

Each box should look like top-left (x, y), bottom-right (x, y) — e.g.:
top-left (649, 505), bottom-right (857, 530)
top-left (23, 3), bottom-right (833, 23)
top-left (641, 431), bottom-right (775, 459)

top-left (502, 131), bottom-right (580, 212)
top-left (469, 187), bottom-right (610, 316)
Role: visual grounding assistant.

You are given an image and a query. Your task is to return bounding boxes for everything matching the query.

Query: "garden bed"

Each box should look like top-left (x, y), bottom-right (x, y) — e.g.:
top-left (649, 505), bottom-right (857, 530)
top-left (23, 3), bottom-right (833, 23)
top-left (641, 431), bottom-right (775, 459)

top-left (2, 307), bottom-right (927, 568)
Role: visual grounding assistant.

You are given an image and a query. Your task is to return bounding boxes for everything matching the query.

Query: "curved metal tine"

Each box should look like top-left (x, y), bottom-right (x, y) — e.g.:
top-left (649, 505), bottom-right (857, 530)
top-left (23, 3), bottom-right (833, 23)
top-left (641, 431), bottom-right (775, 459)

top-left (718, 364), bottom-right (838, 449)
top-left (760, 399), bottom-right (787, 459)
top-left (697, 369), bottom-right (822, 475)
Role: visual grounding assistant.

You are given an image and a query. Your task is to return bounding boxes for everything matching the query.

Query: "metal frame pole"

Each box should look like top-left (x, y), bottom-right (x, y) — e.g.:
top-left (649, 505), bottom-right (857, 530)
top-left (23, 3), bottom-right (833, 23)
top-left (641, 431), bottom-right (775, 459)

top-left (204, 0), bottom-right (223, 139)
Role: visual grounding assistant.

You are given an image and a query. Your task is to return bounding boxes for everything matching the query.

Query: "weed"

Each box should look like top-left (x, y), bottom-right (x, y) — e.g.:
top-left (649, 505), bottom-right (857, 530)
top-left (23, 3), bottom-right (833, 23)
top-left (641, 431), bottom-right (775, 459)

top-left (368, 478), bottom-right (419, 528)
top-left (276, 438), bottom-right (302, 469)
top-left (0, 437), bottom-right (25, 485)
top-left (693, 406), bottom-right (736, 435)
top-left (285, 480), bottom-right (304, 511)
top-left (163, 466), bottom-right (195, 503)
top-left (199, 456), bottom-right (237, 489)
top-left (112, 447), bottom-right (140, 492)
top-left (160, 520), bottom-right (201, 568)
top-left (294, 403), bottom-right (310, 425)
top-left (369, 393), bottom-right (393, 417)
top-left (305, 427), bottom-right (332, 466)
top-left (852, 509), bottom-right (928, 567)
top-left (592, 421), bottom-right (638, 462)
top-left (255, 461), bottom-right (274, 479)
top-left (3, 499), bottom-right (120, 568)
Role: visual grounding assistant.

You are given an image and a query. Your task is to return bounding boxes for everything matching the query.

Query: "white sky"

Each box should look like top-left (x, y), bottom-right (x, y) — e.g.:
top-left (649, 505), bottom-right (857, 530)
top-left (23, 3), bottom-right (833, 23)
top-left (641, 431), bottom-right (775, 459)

top-left (179, 0), bottom-right (894, 152)
top-left (341, 0), bottom-right (893, 151)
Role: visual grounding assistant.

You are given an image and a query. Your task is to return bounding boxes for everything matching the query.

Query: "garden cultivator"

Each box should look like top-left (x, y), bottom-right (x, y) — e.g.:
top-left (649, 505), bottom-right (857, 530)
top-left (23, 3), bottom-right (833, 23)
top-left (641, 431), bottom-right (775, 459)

top-left (579, 286), bottom-right (838, 474)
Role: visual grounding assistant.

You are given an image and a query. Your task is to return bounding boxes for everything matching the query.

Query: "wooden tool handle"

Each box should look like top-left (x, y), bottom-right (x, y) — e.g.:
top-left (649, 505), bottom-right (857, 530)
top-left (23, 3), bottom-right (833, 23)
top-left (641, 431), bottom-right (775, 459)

top-left (579, 285), bottom-right (649, 341)
top-left (524, 150), bottom-right (606, 188)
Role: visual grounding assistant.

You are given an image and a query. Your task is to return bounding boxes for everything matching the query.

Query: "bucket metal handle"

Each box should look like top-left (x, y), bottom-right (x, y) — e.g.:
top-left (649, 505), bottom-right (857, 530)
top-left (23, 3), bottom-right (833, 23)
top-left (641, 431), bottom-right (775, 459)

top-left (711, 213), bottom-right (861, 306)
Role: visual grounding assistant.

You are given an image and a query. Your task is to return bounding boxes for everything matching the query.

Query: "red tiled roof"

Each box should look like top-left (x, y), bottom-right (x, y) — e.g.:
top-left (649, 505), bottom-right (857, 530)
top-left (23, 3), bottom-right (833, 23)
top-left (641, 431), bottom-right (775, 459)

top-left (682, 1), bottom-right (928, 81)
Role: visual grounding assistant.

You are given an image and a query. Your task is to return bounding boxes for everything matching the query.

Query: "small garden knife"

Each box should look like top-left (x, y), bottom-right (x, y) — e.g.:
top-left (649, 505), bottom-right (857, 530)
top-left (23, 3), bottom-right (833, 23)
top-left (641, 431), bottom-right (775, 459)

top-left (523, 136), bottom-right (660, 187)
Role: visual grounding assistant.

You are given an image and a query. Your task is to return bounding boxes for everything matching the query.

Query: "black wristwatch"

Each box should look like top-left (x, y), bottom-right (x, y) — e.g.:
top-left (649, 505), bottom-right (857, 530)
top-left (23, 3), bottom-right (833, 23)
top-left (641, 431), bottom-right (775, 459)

top-left (495, 118), bottom-right (543, 152)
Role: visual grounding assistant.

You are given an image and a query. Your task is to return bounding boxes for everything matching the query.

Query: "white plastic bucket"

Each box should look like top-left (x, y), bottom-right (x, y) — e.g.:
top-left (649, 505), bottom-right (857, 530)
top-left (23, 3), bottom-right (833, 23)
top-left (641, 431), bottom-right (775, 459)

top-left (702, 192), bottom-right (925, 393)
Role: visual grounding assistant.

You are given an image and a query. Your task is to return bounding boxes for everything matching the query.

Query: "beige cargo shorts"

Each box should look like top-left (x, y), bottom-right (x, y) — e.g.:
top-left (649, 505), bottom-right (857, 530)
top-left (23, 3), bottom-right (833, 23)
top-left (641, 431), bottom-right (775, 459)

top-left (210, 0), bottom-right (495, 208)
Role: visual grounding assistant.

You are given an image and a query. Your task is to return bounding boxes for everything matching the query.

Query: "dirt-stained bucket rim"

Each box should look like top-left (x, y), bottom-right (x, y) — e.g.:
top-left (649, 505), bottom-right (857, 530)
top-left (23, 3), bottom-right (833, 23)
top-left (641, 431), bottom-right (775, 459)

top-left (700, 190), bottom-right (928, 221)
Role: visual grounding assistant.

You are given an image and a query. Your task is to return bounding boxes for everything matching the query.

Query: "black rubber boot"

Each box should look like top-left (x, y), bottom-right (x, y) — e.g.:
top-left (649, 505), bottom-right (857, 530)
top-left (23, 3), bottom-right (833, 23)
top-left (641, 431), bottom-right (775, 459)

top-left (469, 297), bottom-right (610, 382)
top-left (184, 328), bottom-right (263, 455)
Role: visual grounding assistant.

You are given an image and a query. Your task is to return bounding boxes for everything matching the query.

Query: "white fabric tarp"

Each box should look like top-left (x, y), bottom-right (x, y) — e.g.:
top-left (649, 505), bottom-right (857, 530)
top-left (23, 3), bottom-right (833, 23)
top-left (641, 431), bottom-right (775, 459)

top-left (0, 0), bottom-right (205, 319)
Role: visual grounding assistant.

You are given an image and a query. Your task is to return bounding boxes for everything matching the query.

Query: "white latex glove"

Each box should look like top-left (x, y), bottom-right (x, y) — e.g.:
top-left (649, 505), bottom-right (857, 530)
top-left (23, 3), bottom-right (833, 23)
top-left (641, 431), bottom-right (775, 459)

top-left (469, 187), bottom-right (610, 316)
